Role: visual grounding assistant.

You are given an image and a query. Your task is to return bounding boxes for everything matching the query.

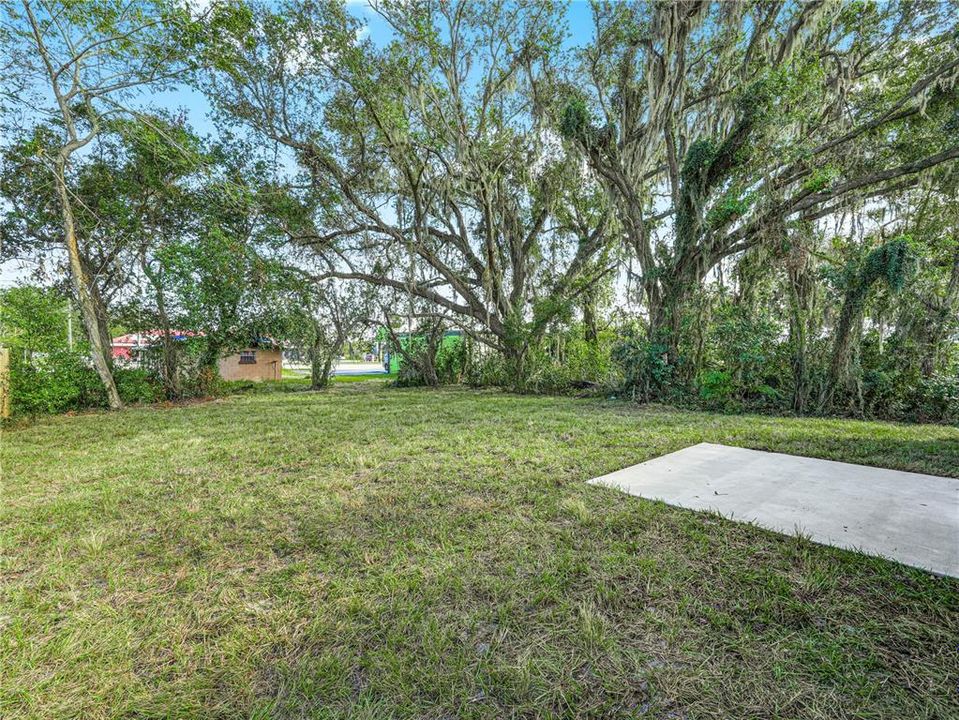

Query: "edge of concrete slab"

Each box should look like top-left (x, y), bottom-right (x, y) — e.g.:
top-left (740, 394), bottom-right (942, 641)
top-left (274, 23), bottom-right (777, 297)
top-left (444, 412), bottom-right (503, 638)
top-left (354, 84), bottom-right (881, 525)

top-left (587, 442), bottom-right (959, 578)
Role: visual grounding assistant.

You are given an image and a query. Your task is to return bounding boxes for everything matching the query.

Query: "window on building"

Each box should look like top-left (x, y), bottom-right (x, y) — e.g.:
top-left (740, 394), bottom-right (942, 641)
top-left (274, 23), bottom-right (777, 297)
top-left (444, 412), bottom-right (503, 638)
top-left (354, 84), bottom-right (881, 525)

top-left (239, 350), bottom-right (257, 365)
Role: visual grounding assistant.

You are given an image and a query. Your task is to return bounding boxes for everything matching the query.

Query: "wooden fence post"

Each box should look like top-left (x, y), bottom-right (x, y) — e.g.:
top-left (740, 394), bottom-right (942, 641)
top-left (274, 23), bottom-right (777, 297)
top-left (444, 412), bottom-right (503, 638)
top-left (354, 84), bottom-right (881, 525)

top-left (0, 346), bottom-right (10, 419)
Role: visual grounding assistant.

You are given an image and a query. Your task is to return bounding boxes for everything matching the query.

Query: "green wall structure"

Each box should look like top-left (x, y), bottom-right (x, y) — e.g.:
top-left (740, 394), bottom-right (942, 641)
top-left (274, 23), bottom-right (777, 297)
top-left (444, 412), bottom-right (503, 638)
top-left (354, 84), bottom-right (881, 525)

top-left (381, 330), bottom-right (464, 373)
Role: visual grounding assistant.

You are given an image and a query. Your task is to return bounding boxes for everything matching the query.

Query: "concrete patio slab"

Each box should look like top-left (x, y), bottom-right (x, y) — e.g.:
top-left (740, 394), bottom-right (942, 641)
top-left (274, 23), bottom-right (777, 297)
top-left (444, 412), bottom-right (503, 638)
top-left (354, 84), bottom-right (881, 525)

top-left (589, 442), bottom-right (959, 577)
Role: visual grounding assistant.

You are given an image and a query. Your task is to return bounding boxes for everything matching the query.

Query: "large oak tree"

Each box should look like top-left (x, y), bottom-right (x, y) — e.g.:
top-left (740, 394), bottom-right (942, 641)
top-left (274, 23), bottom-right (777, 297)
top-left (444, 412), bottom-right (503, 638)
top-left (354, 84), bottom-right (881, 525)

top-left (201, 0), bottom-right (616, 378)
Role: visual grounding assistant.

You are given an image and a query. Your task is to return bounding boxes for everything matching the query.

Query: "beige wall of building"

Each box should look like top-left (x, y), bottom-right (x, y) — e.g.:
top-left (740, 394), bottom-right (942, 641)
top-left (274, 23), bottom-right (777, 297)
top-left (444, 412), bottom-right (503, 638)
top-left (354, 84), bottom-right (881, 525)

top-left (218, 348), bottom-right (282, 381)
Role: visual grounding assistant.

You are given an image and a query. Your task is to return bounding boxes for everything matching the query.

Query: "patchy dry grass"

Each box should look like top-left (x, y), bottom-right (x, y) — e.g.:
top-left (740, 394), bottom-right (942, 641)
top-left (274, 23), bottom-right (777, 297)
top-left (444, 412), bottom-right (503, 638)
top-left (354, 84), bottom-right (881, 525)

top-left (2, 384), bottom-right (957, 719)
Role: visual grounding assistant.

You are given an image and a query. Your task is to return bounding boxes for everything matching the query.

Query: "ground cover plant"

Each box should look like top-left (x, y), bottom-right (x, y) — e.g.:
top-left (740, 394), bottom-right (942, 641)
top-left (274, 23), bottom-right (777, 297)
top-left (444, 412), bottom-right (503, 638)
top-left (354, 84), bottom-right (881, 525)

top-left (3, 384), bottom-right (957, 719)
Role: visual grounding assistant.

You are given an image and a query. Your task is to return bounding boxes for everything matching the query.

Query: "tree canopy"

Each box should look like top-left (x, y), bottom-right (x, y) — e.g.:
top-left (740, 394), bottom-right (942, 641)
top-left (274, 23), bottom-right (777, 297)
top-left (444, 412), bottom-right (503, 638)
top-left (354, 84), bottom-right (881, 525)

top-left (2, 0), bottom-right (958, 420)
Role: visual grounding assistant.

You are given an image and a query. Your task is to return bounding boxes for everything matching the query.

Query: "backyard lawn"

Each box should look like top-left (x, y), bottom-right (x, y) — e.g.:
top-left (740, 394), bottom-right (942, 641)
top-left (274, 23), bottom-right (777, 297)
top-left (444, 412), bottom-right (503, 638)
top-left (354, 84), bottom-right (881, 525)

top-left (2, 384), bottom-right (958, 719)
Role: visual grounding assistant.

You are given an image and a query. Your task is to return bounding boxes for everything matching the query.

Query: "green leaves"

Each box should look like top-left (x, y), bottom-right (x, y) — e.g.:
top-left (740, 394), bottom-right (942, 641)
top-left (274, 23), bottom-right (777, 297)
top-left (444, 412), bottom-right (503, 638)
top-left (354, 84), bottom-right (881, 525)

top-left (862, 237), bottom-right (913, 294)
top-left (0, 286), bottom-right (76, 355)
top-left (705, 192), bottom-right (752, 231)
top-left (559, 97), bottom-right (594, 145)
top-left (680, 139), bottom-right (719, 187)
top-left (801, 166), bottom-right (840, 194)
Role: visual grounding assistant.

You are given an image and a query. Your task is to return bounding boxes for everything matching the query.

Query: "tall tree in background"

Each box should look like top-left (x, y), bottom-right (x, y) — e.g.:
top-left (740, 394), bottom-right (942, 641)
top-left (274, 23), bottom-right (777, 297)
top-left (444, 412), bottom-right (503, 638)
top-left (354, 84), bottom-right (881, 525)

top-left (0, 0), bottom-right (192, 408)
top-left (561, 1), bottom-right (959, 378)
top-left (160, 163), bottom-right (284, 380)
top-left (122, 117), bottom-right (205, 399)
top-left (200, 0), bottom-right (615, 381)
top-left (1, 114), bottom-right (204, 399)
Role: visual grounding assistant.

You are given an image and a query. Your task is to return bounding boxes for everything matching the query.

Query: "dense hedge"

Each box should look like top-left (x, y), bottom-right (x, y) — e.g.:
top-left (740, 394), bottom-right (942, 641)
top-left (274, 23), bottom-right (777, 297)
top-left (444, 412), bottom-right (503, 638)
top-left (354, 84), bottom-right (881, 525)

top-left (457, 321), bottom-right (959, 424)
top-left (9, 351), bottom-right (161, 416)
top-left (6, 325), bottom-right (956, 425)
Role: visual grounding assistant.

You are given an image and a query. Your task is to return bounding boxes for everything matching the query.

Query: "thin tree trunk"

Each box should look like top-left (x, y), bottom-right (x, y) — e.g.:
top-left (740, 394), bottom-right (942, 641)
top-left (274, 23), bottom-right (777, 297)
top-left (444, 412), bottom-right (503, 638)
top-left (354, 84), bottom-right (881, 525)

top-left (54, 160), bottom-right (122, 409)
top-left (786, 248), bottom-right (813, 414)
top-left (141, 257), bottom-right (180, 400)
top-left (160, 330), bottom-right (179, 399)
top-left (310, 342), bottom-right (332, 390)
top-left (311, 350), bottom-right (333, 389)
top-left (309, 331), bottom-right (345, 390)
top-left (23, 4), bottom-right (120, 409)
top-left (80, 256), bottom-right (114, 356)
top-left (158, 302), bottom-right (180, 400)
top-left (583, 290), bottom-right (598, 344)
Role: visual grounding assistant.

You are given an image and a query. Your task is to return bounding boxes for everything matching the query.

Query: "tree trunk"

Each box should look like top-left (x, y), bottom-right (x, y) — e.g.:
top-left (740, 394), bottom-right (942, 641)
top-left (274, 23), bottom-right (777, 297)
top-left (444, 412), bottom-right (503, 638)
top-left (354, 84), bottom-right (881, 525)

top-left (154, 280), bottom-right (179, 398)
top-left (822, 298), bottom-right (863, 412)
top-left (311, 351), bottom-right (333, 389)
top-left (660, 285), bottom-right (686, 369)
top-left (160, 331), bottom-right (179, 399)
top-left (143, 261), bottom-right (180, 400)
top-left (54, 160), bottom-right (122, 410)
top-left (582, 290), bottom-right (598, 344)
top-left (309, 342), bottom-right (333, 390)
top-left (785, 248), bottom-right (813, 414)
top-left (503, 340), bottom-right (528, 391)
top-left (79, 255), bottom-right (115, 357)
top-left (92, 284), bottom-right (113, 356)
top-left (419, 331), bottom-right (441, 387)
top-left (158, 306), bottom-right (180, 401)
top-left (309, 330), bottom-right (345, 390)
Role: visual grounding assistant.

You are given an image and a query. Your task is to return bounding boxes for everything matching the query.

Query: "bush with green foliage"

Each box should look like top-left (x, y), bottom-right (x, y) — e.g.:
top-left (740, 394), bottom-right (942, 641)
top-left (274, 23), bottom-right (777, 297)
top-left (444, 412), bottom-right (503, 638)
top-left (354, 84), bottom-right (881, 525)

top-left (9, 350), bottom-right (161, 416)
top-left (856, 330), bottom-right (959, 423)
top-left (10, 350), bottom-right (104, 415)
top-left (913, 375), bottom-right (959, 424)
top-left (393, 329), bottom-right (470, 387)
top-left (114, 368), bottom-right (163, 405)
top-left (434, 334), bottom-right (469, 385)
top-left (611, 326), bottom-right (676, 401)
top-left (699, 302), bottom-right (784, 407)
top-left (524, 336), bottom-right (616, 392)
top-left (462, 326), bottom-right (616, 393)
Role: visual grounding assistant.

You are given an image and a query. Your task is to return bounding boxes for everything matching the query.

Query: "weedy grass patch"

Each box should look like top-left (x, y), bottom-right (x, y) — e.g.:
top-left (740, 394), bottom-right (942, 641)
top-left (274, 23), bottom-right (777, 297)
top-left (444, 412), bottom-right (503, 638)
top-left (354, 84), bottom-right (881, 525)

top-left (2, 385), bottom-right (957, 719)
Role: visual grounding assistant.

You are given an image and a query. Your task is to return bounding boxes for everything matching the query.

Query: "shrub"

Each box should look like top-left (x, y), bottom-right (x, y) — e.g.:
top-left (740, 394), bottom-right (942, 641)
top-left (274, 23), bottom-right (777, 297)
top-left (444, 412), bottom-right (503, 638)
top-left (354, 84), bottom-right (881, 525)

top-left (911, 375), bottom-right (959, 424)
top-left (114, 368), bottom-right (162, 404)
top-left (435, 335), bottom-right (468, 384)
top-left (464, 350), bottom-right (510, 388)
top-left (393, 330), bottom-right (468, 387)
top-left (393, 332), bottom-right (438, 387)
top-left (521, 338), bottom-right (615, 392)
top-left (706, 302), bottom-right (782, 402)
top-left (9, 351), bottom-right (163, 416)
top-left (461, 328), bottom-right (616, 394)
top-left (10, 350), bottom-right (104, 415)
top-left (698, 370), bottom-right (733, 403)
top-left (611, 327), bottom-right (675, 401)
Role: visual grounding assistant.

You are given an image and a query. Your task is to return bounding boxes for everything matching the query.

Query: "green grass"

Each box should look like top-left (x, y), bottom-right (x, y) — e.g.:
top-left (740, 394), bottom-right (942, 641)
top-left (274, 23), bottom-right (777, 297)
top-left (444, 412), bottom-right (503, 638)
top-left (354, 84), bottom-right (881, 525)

top-left (2, 385), bottom-right (957, 719)
top-left (221, 374), bottom-right (395, 396)
top-left (281, 366), bottom-right (395, 383)
top-left (332, 372), bottom-right (396, 383)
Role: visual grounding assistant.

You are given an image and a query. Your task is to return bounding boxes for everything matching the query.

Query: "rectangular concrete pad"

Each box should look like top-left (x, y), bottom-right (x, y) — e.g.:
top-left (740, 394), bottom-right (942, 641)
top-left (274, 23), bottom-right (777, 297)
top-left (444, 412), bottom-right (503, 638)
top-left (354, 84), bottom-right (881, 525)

top-left (589, 443), bottom-right (959, 577)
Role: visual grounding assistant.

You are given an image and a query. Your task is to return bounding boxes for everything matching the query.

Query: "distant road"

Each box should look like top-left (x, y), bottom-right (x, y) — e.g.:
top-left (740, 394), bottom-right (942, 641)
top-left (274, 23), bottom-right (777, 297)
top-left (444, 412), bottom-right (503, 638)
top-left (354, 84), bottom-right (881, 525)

top-left (284, 360), bottom-right (389, 377)
top-left (333, 360), bottom-right (386, 375)
top-left (333, 360), bottom-right (388, 376)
